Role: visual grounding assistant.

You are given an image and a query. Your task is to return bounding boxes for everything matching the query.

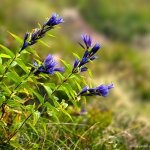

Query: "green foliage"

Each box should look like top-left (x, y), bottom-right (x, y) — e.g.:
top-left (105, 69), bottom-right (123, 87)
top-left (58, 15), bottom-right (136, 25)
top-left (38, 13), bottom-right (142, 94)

top-left (1, 21), bottom-right (112, 149)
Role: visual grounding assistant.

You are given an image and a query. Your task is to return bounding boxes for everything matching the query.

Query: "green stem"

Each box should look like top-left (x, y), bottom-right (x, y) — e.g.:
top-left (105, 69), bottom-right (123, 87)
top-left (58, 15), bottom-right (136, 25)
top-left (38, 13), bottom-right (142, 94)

top-left (40, 72), bottom-right (73, 115)
top-left (6, 113), bottom-right (32, 143)
top-left (51, 72), bottom-right (73, 95)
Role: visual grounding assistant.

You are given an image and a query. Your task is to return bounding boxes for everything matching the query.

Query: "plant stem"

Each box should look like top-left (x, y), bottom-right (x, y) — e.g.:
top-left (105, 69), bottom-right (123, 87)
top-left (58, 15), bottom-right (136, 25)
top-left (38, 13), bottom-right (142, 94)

top-left (6, 113), bottom-right (32, 143)
top-left (51, 73), bottom-right (73, 95)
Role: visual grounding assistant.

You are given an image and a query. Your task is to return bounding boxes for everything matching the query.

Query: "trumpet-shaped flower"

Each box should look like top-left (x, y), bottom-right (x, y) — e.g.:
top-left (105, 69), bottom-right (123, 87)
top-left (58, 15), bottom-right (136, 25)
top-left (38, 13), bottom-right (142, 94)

top-left (20, 13), bottom-right (63, 51)
top-left (33, 54), bottom-right (64, 75)
top-left (81, 34), bottom-right (92, 49)
top-left (78, 83), bottom-right (114, 97)
top-left (72, 34), bottom-right (101, 73)
top-left (46, 13), bottom-right (63, 26)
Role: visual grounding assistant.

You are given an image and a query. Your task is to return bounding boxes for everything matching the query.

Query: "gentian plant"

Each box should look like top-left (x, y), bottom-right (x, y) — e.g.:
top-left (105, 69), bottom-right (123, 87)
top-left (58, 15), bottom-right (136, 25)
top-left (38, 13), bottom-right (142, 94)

top-left (0, 13), bottom-right (114, 149)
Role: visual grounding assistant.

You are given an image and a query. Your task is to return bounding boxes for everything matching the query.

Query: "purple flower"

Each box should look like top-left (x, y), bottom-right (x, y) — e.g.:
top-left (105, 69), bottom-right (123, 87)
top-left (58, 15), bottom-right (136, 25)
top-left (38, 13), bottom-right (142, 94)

top-left (33, 61), bottom-right (38, 67)
top-left (90, 55), bottom-right (98, 61)
top-left (46, 13), bottom-right (63, 26)
top-left (81, 34), bottom-right (92, 49)
top-left (96, 85), bottom-right (109, 97)
top-left (96, 84), bottom-right (114, 97)
top-left (88, 88), bottom-right (96, 93)
top-left (33, 54), bottom-right (64, 75)
top-left (24, 32), bottom-right (29, 41)
top-left (44, 54), bottom-right (57, 69)
top-left (78, 84), bottom-right (114, 97)
top-left (78, 86), bottom-right (88, 95)
top-left (31, 28), bottom-right (41, 41)
top-left (81, 67), bottom-right (88, 72)
top-left (90, 43), bottom-right (101, 56)
top-left (21, 41), bottom-right (29, 51)
top-left (54, 67), bottom-right (64, 72)
top-left (20, 13), bottom-right (63, 51)
top-left (80, 108), bottom-right (88, 115)
top-left (108, 83), bottom-right (114, 89)
top-left (73, 58), bottom-right (79, 68)
top-left (72, 34), bottom-right (101, 73)
top-left (79, 50), bottom-right (89, 67)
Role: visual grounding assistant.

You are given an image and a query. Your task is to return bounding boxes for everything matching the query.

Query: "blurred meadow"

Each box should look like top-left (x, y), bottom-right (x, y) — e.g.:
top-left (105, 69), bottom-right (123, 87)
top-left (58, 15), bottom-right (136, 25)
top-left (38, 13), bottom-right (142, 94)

top-left (0, 0), bottom-right (150, 149)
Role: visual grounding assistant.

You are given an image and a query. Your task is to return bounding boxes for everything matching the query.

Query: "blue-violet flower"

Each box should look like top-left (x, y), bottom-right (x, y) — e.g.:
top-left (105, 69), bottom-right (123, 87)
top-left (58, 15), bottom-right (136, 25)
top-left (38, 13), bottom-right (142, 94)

top-left (20, 13), bottom-right (63, 51)
top-left (78, 83), bottom-right (114, 97)
top-left (33, 54), bottom-right (64, 75)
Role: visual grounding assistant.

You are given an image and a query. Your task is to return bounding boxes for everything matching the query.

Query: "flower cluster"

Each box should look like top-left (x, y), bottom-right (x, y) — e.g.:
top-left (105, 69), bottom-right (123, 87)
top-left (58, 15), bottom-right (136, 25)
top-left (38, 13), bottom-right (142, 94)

top-left (78, 84), bottom-right (114, 97)
top-left (33, 54), bottom-right (64, 75)
top-left (72, 34), bottom-right (101, 73)
top-left (21, 13), bottom-right (63, 51)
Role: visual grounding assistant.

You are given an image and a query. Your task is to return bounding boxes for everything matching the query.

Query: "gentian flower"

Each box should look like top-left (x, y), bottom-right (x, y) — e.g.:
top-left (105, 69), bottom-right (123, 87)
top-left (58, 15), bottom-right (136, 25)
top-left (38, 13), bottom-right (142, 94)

top-left (80, 67), bottom-right (88, 72)
top-left (89, 43), bottom-right (101, 57)
top-left (79, 86), bottom-right (88, 95)
top-left (33, 54), bottom-right (64, 75)
top-left (81, 34), bottom-right (92, 49)
top-left (78, 83), bottom-right (114, 97)
top-left (20, 13), bottom-right (63, 52)
top-left (21, 32), bottom-right (29, 51)
top-left (73, 58), bottom-right (79, 68)
top-left (46, 13), bottom-right (63, 26)
top-left (72, 34), bottom-right (101, 73)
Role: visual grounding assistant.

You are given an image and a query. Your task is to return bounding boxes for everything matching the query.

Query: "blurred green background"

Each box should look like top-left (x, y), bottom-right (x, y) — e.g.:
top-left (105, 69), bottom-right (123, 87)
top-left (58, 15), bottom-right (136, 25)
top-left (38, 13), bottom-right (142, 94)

top-left (0, 0), bottom-right (150, 145)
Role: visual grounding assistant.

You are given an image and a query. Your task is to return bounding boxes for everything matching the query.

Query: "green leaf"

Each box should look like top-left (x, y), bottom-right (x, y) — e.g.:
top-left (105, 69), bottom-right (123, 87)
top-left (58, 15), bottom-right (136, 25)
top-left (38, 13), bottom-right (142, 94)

top-left (45, 102), bottom-right (60, 121)
top-left (16, 59), bottom-right (29, 73)
top-left (42, 84), bottom-right (52, 97)
top-left (39, 39), bottom-right (50, 47)
top-left (55, 72), bottom-right (65, 81)
top-left (0, 57), bottom-right (2, 64)
top-left (0, 95), bottom-right (6, 106)
top-left (46, 33), bottom-right (55, 38)
top-left (7, 71), bottom-right (21, 83)
top-left (27, 122), bottom-right (39, 137)
top-left (24, 133), bottom-right (31, 141)
top-left (0, 63), bottom-right (4, 73)
top-left (18, 83), bottom-right (34, 96)
top-left (0, 83), bottom-right (11, 94)
top-left (7, 99), bottom-right (22, 107)
top-left (75, 80), bottom-right (82, 91)
top-left (65, 83), bottom-right (76, 99)
top-left (45, 102), bottom-right (59, 112)
top-left (32, 91), bottom-right (44, 104)
top-left (38, 22), bottom-right (42, 29)
top-left (87, 68), bottom-right (93, 78)
top-left (33, 111), bottom-right (40, 126)
top-left (61, 109), bottom-right (73, 121)
top-left (59, 84), bottom-right (72, 99)
top-left (48, 95), bottom-right (61, 108)
top-left (0, 44), bottom-right (14, 57)
top-left (60, 59), bottom-right (72, 72)
top-left (46, 83), bottom-right (56, 89)
top-left (27, 47), bottom-right (40, 58)
top-left (0, 53), bottom-right (11, 58)
top-left (10, 61), bottom-right (18, 67)
top-left (72, 52), bottom-right (81, 60)
top-left (10, 141), bottom-right (21, 148)
top-left (8, 31), bottom-right (23, 44)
